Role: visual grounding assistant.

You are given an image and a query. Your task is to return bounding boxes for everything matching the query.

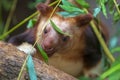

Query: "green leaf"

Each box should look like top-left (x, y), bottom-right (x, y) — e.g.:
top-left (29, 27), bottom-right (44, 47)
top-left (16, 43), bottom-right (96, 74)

top-left (100, 56), bottom-right (120, 80)
top-left (100, 64), bottom-right (120, 80)
top-left (108, 0), bottom-right (114, 14)
top-left (59, 5), bottom-right (85, 13)
top-left (93, 7), bottom-right (101, 17)
top-left (61, 0), bottom-right (76, 7)
top-left (27, 19), bottom-right (37, 29)
top-left (76, 0), bottom-right (90, 8)
top-left (109, 36), bottom-right (118, 49)
top-left (27, 54), bottom-right (37, 80)
top-left (37, 43), bottom-right (48, 63)
top-left (100, 0), bottom-right (107, 18)
top-left (108, 56), bottom-right (120, 80)
top-left (101, 3), bottom-right (107, 18)
top-left (96, 0), bottom-right (108, 18)
top-left (50, 20), bottom-right (71, 36)
top-left (57, 11), bottom-right (84, 17)
top-left (113, 12), bottom-right (120, 22)
top-left (111, 47), bottom-right (120, 53)
top-left (108, 71), bottom-right (120, 80)
top-left (59, 0), bottom-right (85, 18)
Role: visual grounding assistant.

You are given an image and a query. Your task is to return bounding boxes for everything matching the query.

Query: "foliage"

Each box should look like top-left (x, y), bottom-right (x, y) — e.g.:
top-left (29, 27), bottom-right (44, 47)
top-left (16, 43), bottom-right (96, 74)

top-left (58, 0), bottom-right (85, 17)
top-left (37, 44), bottom-right (48, 63)
top-left (0, 0), bottom-right (13, 35)
top-left (1, 0), bottom-right (13, 11)
top-left (50, 20), bottom-right (71, 36)
top-left (27, 19), bottom-right (37, 29)
top-left (0, 0), bottom-right (120, 80)
top-left (96, 0), bottom-right (120, 23)
top-left (27, 54), bottom-right (37, 80)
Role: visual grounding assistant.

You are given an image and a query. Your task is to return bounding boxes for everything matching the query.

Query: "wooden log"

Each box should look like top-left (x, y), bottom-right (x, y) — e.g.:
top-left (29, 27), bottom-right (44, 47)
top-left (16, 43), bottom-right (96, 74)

top-left (0, 41), bottom-right (77, 80)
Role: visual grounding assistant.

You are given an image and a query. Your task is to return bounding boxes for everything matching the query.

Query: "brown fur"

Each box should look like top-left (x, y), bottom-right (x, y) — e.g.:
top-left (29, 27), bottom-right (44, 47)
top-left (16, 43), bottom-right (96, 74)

top-left (8, 2), bottom-right (108, 78)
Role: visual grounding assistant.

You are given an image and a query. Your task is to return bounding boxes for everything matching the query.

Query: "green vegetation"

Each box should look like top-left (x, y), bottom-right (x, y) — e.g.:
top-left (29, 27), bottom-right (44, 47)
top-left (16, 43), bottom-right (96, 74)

top-left (0, 0), bottom-right (120, 80)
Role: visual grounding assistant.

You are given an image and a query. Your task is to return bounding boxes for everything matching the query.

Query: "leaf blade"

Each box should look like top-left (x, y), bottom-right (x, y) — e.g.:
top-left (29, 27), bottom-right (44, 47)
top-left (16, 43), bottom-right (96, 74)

top-left (93, 7), bottom-right (101, 17)
top-left (50, 20), bottom-right (71, 36)
top-left (37, 43), bottom-right (48, 63)
top-left (27, 19), bottom-right (37, 29)
top-left (59, 5), bottom-right (85, 13)
top-left (76, 0), bottom-right (90, 8)
top-left (27, 54), bottom-right (37, 80)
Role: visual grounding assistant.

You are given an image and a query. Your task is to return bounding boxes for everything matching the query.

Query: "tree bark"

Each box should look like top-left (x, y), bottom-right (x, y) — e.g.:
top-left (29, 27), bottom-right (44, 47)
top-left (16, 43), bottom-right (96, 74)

top-left (0, 41), bottom-right (77, 80)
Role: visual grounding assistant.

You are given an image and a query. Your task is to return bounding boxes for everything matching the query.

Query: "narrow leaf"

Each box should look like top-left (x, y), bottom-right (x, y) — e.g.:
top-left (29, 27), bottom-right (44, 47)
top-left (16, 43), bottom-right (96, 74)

top-left (61, 0), bottom-right (76, 7)
top-left (57, 11), bottom-right (84, 17)
top-left (27, 54), bottom-right (37, 80)
top-left (27, 19), bottom-right (37, 29)
top-left (100, 64), bottom-right (120, 80)
top-left (113, 12), bottom-right (120, 22)
top-left (111, 47), bottom-right (120, 54)
top-left (101, 3), bottom-right (107, 18)
top-left (50, 20), bottom-right (71, 36)
top-left (108, 56), bottom-right (120, 80)
top-left (76, 0), bottom-right (90, 8)
top-left (37, 43), bottom-right (48, 63)
top-left (109, 36), bottom-right (118, 49)
top-left (108, 71), bottom-right (120, 80)
top-left (108, 0), bottom-right (114, 14)
top-left (59, 5), bottom-right (85, 13)
top-left (98, 0), bottom-right (108, 18)
top-left (93, 7), bottom-right (101, 17)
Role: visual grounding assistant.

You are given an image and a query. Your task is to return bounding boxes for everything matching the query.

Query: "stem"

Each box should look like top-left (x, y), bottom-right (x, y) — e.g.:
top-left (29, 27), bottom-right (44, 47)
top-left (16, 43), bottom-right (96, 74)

top-left (0, 11), bottom-right (39, 40)
top-left (90, 21), bottom-right (115, 63)
top-left (113, 0), bottom-right (120, 16)
top-left (0, 0), bottom-right (3, 35)
top-left (17, 55), bottom-right (29, 80)
top-left (84, 9), bottom-right (115, 63)
top-left (3, 0), bottom-right (18, 35)
top-left (100, 64), bottom-right (120, 79)
top-left (0, 0), bottom-right (2, 24)
top-left (49, 0), bottom-right (59, 6)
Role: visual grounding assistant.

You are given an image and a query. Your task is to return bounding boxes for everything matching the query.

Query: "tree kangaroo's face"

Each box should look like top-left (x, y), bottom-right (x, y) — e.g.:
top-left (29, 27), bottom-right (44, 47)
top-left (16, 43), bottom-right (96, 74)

top-left (36, 3), bottom-right (92, 56)
top-left (36, 14), bottom-right (92, 56)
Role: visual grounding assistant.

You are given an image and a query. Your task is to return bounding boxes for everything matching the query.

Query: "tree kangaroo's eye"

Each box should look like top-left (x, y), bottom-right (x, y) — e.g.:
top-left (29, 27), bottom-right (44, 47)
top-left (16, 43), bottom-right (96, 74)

top-left (44, 28), bottom-right (47, 34)
top-left (62, 36), bottom-right (69, 42)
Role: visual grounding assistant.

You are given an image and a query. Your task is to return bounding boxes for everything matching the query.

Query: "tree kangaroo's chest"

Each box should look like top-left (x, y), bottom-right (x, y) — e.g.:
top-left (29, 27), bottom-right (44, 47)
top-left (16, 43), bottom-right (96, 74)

top-left (48, 53), bottom-right (83, 77)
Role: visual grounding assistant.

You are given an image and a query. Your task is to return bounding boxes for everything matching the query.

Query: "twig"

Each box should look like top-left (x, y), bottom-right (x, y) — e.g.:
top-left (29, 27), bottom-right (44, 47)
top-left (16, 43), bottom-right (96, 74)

top-left (3, 0), bottom-right (18, 36)
top-left (90, 21), bottom-right (115, 62)
top-left (17, 55), bottom-right (29, 80)
top-left (113, 0), bottom-right (120, 16)
top-left (0, 0), bottom-right (3, 35)
top-left (84, 9), bottom-right (115, 63)
top-left (0, 0), bottom-right (2, 25)
top-left (0, 11), bottom-right (39, 40)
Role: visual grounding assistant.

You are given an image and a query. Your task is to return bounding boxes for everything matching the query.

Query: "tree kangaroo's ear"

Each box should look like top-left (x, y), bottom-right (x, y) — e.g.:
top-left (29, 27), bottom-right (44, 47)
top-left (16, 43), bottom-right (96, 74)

top-left (74, 13), bottom-right (93, 27)
top-left (8, 28), bottom-right (36, 46)
top-left (36, 3), bottom-right (53, 17)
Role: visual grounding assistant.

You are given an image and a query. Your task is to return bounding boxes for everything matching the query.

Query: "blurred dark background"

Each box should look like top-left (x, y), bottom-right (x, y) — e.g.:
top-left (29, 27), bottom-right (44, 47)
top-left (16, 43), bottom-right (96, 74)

top-left (0, 0), bottom-right (38, 39)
